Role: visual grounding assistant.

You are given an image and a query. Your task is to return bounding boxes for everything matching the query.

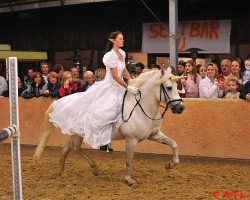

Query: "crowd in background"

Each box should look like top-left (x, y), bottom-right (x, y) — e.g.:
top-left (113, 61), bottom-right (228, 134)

top-left (0, 57), bottom-right (250, 101)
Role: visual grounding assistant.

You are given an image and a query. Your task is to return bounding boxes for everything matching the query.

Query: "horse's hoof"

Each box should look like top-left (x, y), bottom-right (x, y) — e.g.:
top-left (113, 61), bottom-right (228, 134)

top-left (125, 178), bottom-right (137, 187)
top-left (92, 168), bottom-right (99, 176)
top-left (165, 161), bottom-right (175, 170)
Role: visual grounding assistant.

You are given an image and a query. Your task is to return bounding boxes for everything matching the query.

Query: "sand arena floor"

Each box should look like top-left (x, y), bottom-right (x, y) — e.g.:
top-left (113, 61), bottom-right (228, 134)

top-left (0, 143), bottom-right (249, 200)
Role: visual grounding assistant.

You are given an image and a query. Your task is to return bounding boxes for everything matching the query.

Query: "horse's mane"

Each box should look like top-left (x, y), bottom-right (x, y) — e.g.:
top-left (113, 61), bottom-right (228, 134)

top-left (128, 69), bottom-right (159, 88)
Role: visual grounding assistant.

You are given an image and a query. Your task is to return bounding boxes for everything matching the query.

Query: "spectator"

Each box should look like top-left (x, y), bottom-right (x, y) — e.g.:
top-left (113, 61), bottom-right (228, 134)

top-left (52, 64), bottom-right (64, 82)
top-left (23, 67), bottom-right (34, 88)
top-left (224, 60), bottom-right (243, 94)
top-left (177, 60), bottom-right (186, 76)
top-left (71, 66), bottom-right (84, 91)
top-left (199, 63), bottom-right (223, 98)
top-left (240, 80), bottom-right (250, 101)
top-left (242, 59), bottom-right (250, 85)
top-left (0, 75), bottom-right (8, 96)
top-left (21, 72), bottom-right (47, 99)
top-left (217, 59), bottom-right (231, 88)
top-left (235, 55), bottom-right (245, 72)
top-left (134, 62), bottom-right (145, 77)
top-left (181, 60), bottom-right (202, 98)
top-left (40, 61), bottom-right (50, 83)
top-left (94, 68), bottom-right (106, 81)
top-left (198, 65), bottom-right (207, 79)
top-left (224, 78), bottom-right (240, 99)
top-left (83, 71), bottom-right (95, 91)
top-left (2, 77), bottom-right (25, 97)
top-left (58, 71), bottom-right (80, 98)
top-left (43, 72), bottom-right (61, 98)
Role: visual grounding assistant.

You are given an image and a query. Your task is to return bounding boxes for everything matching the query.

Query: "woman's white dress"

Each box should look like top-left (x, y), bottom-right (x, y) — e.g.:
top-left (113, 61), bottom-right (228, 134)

top-left (49, 49), bottom-right (126, 149)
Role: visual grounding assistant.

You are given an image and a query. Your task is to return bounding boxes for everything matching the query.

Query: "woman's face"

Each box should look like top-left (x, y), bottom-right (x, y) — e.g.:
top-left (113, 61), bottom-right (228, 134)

top-left (185, 63), bottom-right (193, 73)
top-left (206, 65), bottom-right (216, 78)
top-left (66, 74), bottom-right (73, 83)
top-left (199, 67), bottom-right (207, 78)
top-left (231, 61), bottom-right (240, 74)
top-left (86, 75), bottom-right (94, 85)
top-left (34, 75), bottom-right (41, 83)
top-left (113, 34), bottom-right (124, 48)
top-left (50, 77), bottom-right (57, 84)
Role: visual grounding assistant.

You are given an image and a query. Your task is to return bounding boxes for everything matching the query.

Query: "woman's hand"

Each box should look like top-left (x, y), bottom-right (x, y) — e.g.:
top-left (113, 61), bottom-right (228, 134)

top-left (127, 86), bottom-right (139, 94)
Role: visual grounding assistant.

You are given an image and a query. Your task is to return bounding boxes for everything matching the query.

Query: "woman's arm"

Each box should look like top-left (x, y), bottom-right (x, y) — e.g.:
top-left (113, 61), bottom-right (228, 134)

top-left (122, 67), bottom-right (132, 80)
top-left (110, 67), bottom-right (128, 89)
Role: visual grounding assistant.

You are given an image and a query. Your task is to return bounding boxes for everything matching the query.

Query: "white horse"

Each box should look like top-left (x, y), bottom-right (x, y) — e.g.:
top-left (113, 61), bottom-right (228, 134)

top-left (33, 67), bottom-right (185, 186)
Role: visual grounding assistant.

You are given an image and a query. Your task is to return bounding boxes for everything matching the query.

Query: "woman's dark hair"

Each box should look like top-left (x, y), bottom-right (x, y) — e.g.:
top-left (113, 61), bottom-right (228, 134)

top-left (106, 30), bottom-right (123, 52)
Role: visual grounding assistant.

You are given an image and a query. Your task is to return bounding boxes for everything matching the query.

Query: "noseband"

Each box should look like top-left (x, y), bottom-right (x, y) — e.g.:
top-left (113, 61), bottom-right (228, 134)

top-left (122, 84), bottom-right (183, 122)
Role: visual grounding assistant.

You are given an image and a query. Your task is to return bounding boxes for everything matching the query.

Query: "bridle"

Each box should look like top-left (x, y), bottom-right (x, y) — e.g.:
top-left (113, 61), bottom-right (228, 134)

top-left (122, 83), bottom-right (183, 122)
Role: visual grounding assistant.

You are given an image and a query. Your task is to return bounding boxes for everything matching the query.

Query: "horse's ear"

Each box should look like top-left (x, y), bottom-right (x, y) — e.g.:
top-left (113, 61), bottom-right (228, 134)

top-left (166, 66), bottom-right (172, 74)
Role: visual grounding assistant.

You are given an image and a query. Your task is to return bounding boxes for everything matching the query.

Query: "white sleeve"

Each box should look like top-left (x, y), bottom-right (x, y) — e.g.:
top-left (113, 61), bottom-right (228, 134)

top-left (199, 79), bottom-right (217, 98)
top-left (103, 52), bottom-right (117, 69)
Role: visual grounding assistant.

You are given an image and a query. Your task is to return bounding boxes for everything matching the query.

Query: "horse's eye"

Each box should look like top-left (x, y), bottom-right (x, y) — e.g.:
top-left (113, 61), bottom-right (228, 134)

top-left (167, 86), bottom-right (172, 90)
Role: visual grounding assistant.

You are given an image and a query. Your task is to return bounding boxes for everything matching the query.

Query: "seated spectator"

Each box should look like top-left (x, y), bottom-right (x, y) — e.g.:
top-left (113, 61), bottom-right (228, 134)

top-left (71, 66), bottom-right (84, 90)
top-left (217, 59), bottom-right (231, 89)
top-left (240, 80), bottom-right (250, 101)
top-left (43, 72), bottom-right (61, 98)
top-left (198, 65), bottom-right (207, 79)
top-left (199, 63), bottom-right (223, 98)
top-left (40, 61), bottom-right (50, 83)
top-left (58, 71), bottom-right (80, 98)
top-left (243, 59), bottom-right (250, 85)
top-left (83, 71), bottom-right (95, 91)
top-left (21, 72), bottom-right (48, 99)
top-left (2, 77), bottom-right (25, 97)
top-left (181, 60), bottom-right (202, 98)
top-left (52, 64), bottom-right (64, 82)
top-left (0, 75), bottom-right (8, 96)
top-left (177, 60), bottom-right (186, 76)
top-left (23, 67), bottom-right (34, 88)
top-left (94, 68), bottom-right (106, 81)
top-left (224, 78), bottom-right (240, 99)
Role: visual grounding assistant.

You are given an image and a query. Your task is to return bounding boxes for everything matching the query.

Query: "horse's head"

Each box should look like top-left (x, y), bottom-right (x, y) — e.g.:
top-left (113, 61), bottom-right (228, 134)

top-left (156, 67), bottom-right (185, 114)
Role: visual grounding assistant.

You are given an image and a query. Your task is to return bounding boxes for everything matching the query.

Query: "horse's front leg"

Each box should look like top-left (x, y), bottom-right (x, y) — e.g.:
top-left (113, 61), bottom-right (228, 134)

top-left (125, 138), bottom-right (138, 186)
top-left (148, 129), bottom-right (179, 169)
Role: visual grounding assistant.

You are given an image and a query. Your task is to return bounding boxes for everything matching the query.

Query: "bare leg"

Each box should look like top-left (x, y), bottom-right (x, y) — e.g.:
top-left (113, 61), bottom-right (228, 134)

top-left (148, 129), bottom-right (179, 169)
top-left (125, 138), bottom-right (138, 186)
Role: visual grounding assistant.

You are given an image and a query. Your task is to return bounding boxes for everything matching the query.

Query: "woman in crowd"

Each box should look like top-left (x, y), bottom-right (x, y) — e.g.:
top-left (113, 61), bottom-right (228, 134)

top-left (199, 63), bottom-right (224, 98)
top-left (21, 72), bottom-right (47, 99)
top-left (181, 60), bottom-right (202, 98)
top-left (43, 71), bottom-right (61, 98)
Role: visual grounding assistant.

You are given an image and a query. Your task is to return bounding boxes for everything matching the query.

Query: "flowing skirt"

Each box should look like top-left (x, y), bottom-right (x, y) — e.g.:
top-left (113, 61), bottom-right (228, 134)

top-left (49, 80), bottom-right (125, 149)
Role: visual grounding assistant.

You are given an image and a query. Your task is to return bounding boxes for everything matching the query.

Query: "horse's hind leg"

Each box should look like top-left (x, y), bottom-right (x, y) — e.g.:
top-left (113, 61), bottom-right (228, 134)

top-left (78, 149), bottom-right (99, 176)
top-left (59, 138), bottom-right (74, 175)
top-left (148, 129), bottom-right (179, 169)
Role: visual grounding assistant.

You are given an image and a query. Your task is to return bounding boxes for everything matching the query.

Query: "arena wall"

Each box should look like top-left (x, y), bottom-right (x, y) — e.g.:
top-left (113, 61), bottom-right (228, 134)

top-left (0, 97), bottom-right (249, 159)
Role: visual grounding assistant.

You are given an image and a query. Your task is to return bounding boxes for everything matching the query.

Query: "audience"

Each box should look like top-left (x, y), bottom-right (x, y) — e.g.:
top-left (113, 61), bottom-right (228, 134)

top-left (224, 78), bottom-right (240, 99)
top-left (94, 68), bottom-right (106, 81)
top-left (21, 72), bottom-right (48, 99)
top-left (58, 71), bottom-right (80, 98)
top-left (242, 59), bottom-right (250, 85)
top-left (2, 77), bottom-right (25, 97)
top-left (181, 60), bottom-right (202, 98)
top-left (43, 72), bottom-right (61, 98)
top-left (240, 80), bottom-right (250, 101)
top-left (0, 75), bottom-right (8, 96)
top-left (24, 67), bottom-right (34, 88)
top-left (199, 63), bottom-right (223, 98)
top-left (198, 65), bottom-right (207, 79)
top-left (83, 71), bottom-right (95, 91)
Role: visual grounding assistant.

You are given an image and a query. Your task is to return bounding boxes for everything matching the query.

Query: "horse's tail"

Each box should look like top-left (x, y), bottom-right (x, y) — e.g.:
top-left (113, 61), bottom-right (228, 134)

top-left (33, 101), bottom-right (55, 159)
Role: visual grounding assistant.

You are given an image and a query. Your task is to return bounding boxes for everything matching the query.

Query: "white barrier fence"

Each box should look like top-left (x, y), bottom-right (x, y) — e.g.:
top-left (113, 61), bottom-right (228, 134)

top-left (0, 57), bottom-right (23, 200)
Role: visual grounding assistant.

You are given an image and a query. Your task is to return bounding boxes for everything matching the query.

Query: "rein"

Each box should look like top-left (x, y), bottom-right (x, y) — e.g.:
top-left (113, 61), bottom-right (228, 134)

top-left (122, 84), bottom-right (182, 122)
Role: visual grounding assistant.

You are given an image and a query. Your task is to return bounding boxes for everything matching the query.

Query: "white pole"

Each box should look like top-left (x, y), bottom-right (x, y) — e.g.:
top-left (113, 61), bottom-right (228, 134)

top-left (169, 0), bottom-right (178, 71)
top-left (8, 57), bottom-right (23, 200)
